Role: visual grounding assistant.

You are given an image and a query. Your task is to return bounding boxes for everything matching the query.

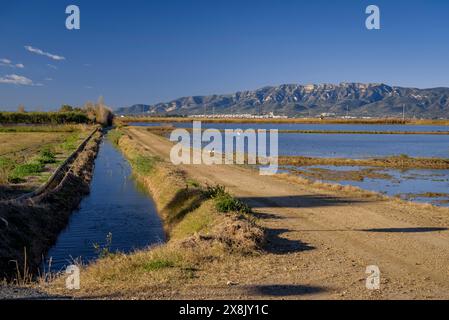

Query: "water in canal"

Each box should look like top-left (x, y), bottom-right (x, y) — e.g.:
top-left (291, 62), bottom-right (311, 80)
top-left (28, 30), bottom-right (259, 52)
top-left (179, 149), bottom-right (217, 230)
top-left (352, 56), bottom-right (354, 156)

top-left (43, 139), bottom-right (165, 271)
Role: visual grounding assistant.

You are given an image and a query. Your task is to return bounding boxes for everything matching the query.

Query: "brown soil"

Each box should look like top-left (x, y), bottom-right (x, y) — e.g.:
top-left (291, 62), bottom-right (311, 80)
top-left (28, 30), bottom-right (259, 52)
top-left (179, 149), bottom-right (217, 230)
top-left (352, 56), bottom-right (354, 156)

top-left (142, 126), bottom-right (449, 136)
top-left (119, 127), bottom-right (449, 300)
top-left (285, 167), bottom-right (393, 182)
top-left (278, 156), bottom-right (449, 170)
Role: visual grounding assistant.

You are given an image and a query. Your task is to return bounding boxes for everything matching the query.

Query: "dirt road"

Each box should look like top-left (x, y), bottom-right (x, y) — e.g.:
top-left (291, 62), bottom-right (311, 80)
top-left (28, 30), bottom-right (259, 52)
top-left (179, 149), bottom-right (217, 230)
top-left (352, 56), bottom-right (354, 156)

top-left (128, 127), bottom-right (449, 299)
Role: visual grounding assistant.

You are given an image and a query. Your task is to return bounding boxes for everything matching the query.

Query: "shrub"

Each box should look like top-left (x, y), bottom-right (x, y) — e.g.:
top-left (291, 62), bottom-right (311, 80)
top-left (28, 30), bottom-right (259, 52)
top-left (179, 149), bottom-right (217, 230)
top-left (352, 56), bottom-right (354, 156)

top-left (37, 148), bottom-right (56, 164)
top-left (214, 193), bottom-right (252, 214)
top-left (203, 184), bottom-right (227, 198)
top-left (93, 232), bottom-right (113, 259)
top-left (203, 184), bottom-right (252, 214)
top-left (0, 112), bottom-right (90, 124)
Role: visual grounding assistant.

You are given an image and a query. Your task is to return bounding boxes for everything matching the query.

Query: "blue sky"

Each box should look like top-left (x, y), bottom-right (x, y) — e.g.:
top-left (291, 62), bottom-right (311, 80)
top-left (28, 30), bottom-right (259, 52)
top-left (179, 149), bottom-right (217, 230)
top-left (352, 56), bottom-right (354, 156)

top-left (0, 0), bottom-right (448, 111)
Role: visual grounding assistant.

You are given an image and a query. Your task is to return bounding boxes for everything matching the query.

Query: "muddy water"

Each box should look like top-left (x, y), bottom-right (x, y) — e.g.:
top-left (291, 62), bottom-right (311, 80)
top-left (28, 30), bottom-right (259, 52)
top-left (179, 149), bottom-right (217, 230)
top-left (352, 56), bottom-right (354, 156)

top-left (282, 165), bottom-right (449, 207)
top-left (43, 139), bottom-right (164, 271)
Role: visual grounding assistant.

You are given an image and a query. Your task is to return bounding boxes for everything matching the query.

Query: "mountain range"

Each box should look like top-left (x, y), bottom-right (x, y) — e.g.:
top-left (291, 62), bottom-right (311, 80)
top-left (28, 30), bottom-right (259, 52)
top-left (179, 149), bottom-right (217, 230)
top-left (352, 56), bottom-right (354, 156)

top-left (116, 83), bottom-right (449, 119)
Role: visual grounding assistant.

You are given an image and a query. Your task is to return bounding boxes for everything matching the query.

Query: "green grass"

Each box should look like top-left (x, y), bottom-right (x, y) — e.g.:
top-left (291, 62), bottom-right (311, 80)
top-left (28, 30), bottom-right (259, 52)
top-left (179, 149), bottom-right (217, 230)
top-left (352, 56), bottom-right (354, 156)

top-left (170, 201), bottom-right (216, 239)
top-left (107, 129), bottom-right (124, 146)
top-left (0, 131), bottom-right (86, 185)
top-left (186, 179), bottom-right (201, 188)
top-left (8, 163), bottom-right (44, 183)
top-left (60, 133), bottom-right (80, 151)
top-left (142, 258), bottom-right (175, 271)
top-left (130, 155), bottom-right (157, 175)
top-left (4, 148), bottom-right (57, 183)
top-left (37, 148), bottom-right (56, 164)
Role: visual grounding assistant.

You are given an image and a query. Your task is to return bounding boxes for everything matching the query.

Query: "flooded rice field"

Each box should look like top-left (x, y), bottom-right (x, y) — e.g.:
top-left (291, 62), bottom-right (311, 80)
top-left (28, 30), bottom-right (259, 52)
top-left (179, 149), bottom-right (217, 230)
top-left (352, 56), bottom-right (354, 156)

top-left (131, 121), bottom-right (449, 206)
top-left (281, 165), bottom-right (449, 207)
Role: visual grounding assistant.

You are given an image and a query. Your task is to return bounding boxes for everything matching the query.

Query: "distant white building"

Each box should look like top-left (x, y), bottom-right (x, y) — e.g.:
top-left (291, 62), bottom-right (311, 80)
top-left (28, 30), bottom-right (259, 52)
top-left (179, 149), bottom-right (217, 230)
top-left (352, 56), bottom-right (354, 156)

top-left (191, 112), bottom-right (288, 119)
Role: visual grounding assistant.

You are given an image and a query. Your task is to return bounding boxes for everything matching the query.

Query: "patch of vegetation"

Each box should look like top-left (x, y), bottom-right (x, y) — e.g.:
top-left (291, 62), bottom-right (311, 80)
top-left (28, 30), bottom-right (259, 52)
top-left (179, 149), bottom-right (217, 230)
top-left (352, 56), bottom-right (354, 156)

top-left (93, 232), bottom-right (113, 259)
top-left (61, 133), bottom-right (80, 151)
top-left (170, 201), bottom-right (216, 239)
top-left (204, 185), bottom-right (252, 214)
top-left (143, 258), bottom-right (175, 271)
top-left (37, 148), bottom-right (56, 164)
top-left (131, 155), bottom-right (158, 175)
top-left (8, 162), bottom-right (44, 183)
top-left (107, 129), bottom-right (124, 146)
top-left (186, 179), bottom-right (200, 188)
top-left (0, 112), bottom-right (89, 125)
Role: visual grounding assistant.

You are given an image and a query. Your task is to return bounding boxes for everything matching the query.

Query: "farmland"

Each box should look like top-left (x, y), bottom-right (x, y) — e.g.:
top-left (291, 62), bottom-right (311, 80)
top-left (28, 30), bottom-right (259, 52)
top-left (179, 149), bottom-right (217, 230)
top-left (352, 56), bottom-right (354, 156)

top-left (0, 125), bottom-right (95, 199)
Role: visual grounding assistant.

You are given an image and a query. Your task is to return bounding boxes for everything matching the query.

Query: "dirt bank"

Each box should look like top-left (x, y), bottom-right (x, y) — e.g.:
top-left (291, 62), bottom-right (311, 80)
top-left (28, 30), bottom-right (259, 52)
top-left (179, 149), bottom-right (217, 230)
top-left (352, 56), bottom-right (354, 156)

top-left (0, 131), bottom-right (102, 280)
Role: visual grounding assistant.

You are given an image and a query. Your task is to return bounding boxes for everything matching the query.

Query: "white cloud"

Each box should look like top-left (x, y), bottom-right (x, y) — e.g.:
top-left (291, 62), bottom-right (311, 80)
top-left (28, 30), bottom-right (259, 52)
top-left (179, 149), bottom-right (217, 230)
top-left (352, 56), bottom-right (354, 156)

top-left (44, 77), bottom-right (53, 81)
top-left (24, 45), bottom-right (65, 61)
top-left (0, 74), bottom-right (42, 86)
top-left (47, 64), bottom-right (58, 70)
top-left (0, 58), bottom-right (25, 69)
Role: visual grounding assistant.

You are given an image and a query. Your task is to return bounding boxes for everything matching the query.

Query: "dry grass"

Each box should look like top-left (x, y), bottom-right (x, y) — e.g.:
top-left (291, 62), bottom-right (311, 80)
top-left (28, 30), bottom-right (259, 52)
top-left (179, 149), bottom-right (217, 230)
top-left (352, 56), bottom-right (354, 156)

top-left (0, 132), bottom-right (71, 156)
